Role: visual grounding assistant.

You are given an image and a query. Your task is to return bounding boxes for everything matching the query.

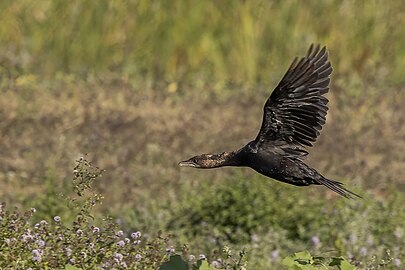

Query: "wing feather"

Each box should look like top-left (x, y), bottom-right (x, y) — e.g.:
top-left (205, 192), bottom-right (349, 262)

top-left (255, 44), bottom-right (332, 152)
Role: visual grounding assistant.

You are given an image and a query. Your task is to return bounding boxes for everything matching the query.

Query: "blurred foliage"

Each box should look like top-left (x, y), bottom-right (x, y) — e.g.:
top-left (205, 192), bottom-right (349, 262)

top-left (165, 175), bottom-right (404, 268)
top-left (1, 1), bottom-right (405, 269)
top-left (1, 0), bottom-right (405, 86)
top-left (171, 176), bottom-right (326, 243)
top-left (24, 169), bottom-right (72, 224)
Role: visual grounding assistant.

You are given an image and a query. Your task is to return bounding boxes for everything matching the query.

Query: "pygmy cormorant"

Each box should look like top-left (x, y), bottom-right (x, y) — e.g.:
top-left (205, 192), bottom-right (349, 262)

top-left (179, 44), bottom-right (360, 199)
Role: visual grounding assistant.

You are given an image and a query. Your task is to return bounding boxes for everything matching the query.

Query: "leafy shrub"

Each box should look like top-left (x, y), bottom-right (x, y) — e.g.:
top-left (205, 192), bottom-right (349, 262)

top-left (170, 174), bottom-right (404, 268)
top-left (171, 176), bottom-right (326, 243)
top-left (0, 157), bottom-right (249, 269)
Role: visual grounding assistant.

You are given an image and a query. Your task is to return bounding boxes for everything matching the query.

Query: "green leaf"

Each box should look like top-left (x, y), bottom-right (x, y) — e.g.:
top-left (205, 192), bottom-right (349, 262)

top-left (329, 257), bottom-right (344, 266)
top-left (160, 255), bottom-right (189, 270)
top-left (283, 250), bottom-right (313, 266)
top-left (282, 254), bottom-right (296, 267)
top-left (64, 265), bottom-right (82, 270)
top-left (329, 257), bottom-right (357, 270)
top-left (339, 258), bottom-right (358, 270)
top-left (294, 251), bottom-right (313, 261)
top-left (282, 251), bottom-right (318, 270)
top-left (199, 260), bottom-right (214, 270)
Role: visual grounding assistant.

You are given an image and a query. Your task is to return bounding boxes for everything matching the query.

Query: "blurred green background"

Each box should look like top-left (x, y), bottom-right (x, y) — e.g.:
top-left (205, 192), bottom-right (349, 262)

top-left (1, 1), bottom-right (404, 269)
top-left (1, 1), bottom-right (405, 84)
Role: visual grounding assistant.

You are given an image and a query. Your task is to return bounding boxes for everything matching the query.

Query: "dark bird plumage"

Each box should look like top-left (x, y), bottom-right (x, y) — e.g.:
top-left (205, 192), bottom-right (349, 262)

top-left (179, 44), bottom-right (360, 199)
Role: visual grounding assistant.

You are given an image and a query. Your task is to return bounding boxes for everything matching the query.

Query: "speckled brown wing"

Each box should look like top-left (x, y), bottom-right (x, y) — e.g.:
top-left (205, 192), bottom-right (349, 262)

top-left (255, 44), bottom-right (332, 150)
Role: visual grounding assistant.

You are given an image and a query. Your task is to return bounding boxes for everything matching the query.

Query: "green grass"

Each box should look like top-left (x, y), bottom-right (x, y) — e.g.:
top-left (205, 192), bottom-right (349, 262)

top-left (1, 1), bottom-right (405, 86)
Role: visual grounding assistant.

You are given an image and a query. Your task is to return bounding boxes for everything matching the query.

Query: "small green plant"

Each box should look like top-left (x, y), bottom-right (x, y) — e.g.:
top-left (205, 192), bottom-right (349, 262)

top-left (282, 251), bottom-right (357, 270)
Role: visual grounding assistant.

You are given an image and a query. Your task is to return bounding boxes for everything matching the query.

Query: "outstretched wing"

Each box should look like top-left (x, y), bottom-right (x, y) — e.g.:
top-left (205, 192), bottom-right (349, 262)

top-left (255, 44), bottom-right (332, 151)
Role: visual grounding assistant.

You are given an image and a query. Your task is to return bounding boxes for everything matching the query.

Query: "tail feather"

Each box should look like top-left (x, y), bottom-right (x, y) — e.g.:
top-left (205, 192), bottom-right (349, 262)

top-left (317, 177), bottom-right (361, 199)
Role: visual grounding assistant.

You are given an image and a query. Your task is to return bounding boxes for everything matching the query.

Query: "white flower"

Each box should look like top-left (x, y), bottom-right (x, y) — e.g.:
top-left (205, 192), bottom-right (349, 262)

top-left (394, 258), bottom-right (401, 267)
top-left (131, 231), bottom-right (141, 239)
top-left (35, 239), bottom-right (45, 247)
top-left (65, 248), bottom-right (72, 257)
top-left (22, 233), bottom-right (33, 242)
top-left (81, 252), bottom-right (87, 259)
top-left (271, 250), bottom-right (279, 261)
top-left (39, 220), bottom-right (48, 226)
top-left (32, 249), bottom-right (42, 262)
top-left (166, 246), bottom-right (175, 255)
top-left (359, 247), bottom-right (368, 257)
top-left (115, 253), bottom-right (123, 261)
top-left (311, 236), bottom-right (320, 248)
top-left (212, 260), bottom-right (221, 268)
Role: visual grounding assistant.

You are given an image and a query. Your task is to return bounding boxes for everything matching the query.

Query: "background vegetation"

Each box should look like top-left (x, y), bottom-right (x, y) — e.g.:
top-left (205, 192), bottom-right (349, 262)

top-left (0, 0), bottom-right (404, 269)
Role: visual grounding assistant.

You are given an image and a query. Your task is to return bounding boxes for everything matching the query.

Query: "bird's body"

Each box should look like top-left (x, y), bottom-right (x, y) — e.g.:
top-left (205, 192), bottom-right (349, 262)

top-left (179, 44), bottom-right (360, 199)
top-left (239, 142), bottom-right (316, 187)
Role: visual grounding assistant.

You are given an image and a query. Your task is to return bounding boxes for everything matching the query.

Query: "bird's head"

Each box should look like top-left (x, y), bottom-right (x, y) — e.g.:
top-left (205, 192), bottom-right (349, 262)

top-left (179, 151), bottom-right (238, 169)
top-left (178, 154), bottom-right (216, 169)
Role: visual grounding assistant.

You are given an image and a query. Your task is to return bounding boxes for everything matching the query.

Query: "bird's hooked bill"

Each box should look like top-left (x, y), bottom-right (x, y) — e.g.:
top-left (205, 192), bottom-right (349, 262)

top-left (178, 160), bottom-right (196, 167)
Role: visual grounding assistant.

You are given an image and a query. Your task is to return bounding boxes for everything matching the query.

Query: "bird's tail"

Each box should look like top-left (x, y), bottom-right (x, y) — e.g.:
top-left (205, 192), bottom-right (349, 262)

top-left (317, 176), bottom-right (361, 199)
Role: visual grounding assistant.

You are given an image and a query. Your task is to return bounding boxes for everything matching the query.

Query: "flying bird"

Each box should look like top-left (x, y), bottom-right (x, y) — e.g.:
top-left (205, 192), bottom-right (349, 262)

top-left (179, 44), bottom-right (360, 199)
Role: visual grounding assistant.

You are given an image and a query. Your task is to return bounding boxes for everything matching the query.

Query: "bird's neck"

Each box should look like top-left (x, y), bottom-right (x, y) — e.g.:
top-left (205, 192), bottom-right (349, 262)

top-left (203, 151), bottom-right (241, 168)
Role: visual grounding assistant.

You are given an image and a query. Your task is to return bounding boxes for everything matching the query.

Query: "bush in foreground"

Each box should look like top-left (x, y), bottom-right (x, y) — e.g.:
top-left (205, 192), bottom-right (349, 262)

top-left (0, 157), bottom-right (249, 269)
